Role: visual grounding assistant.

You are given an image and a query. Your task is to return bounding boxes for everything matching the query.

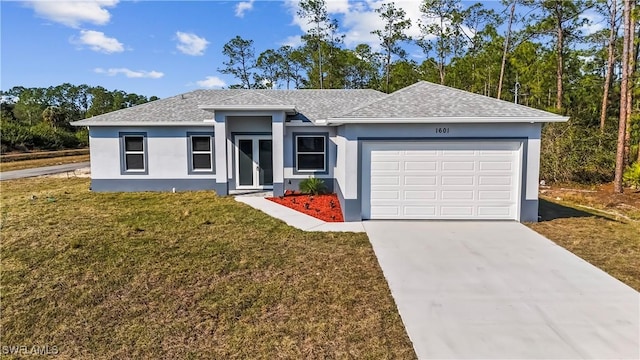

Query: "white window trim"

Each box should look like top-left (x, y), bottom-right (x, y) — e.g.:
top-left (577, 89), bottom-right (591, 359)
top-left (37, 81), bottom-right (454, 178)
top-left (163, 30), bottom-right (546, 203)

top-left (190, 135), bottom-right (214, 172)
top-left (122, 134), bottom-right (147, 173)
top-left (295, 135), bottom-right (326, 173)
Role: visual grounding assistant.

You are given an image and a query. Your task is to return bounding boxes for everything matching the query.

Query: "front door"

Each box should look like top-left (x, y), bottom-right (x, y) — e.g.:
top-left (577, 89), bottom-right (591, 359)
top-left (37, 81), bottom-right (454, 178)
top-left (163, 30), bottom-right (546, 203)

top-left (235, 135), bottom-right (273, 189)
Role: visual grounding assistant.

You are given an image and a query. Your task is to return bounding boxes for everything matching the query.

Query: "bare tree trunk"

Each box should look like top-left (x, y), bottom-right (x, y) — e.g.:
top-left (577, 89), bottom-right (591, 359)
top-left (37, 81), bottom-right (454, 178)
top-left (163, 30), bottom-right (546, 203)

top-left (497, 1), bottom-right (516, 100)
top-left (556, 18), bottom-right (564, 111)
top-left (624, 2), bottom-right (636, 164)
top-left (615, 0), bottom-right (633, 193)
top-left (600, 0), bottom-right (617, 131)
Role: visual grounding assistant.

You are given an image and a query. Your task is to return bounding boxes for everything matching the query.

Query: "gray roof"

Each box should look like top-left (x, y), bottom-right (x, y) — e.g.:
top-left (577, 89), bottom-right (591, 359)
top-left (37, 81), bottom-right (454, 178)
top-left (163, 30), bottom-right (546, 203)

top-left (71, 82), bottom-right (566, 127)
top-left (332, 81), bottom-right (566, 121)
top-left (71, 89), bottom-right (386, 126)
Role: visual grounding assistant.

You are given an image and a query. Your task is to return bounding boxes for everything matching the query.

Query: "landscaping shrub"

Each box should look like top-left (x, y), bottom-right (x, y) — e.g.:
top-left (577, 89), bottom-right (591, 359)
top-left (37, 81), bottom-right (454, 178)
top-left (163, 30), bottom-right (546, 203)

top-left (623, 162), bottom-right (640, 188)
top-left (299, 177), bottom-right (327, 195)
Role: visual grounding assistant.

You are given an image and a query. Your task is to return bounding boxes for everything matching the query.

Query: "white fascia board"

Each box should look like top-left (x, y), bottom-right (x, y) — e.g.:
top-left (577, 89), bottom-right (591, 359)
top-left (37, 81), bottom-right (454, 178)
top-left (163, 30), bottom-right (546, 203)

top-left (70, 121), bottom-right (214, 127)
top-left (198, 105), bottom-right (297, 113)
top-left (325, 116), bottom-right (569, 125)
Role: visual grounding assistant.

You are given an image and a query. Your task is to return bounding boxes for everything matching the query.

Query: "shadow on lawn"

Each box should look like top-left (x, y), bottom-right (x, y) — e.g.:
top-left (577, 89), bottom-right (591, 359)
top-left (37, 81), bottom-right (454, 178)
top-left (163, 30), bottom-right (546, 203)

top-left (538, 198), bottom-right (616, 222)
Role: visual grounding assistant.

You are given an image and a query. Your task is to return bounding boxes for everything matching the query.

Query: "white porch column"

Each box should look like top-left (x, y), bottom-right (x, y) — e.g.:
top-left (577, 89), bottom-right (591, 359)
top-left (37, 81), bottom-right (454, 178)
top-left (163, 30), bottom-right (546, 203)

top-left (214, 113), bottom-right (228, 195)
top-left (271, 112), bottom-right (285, 196)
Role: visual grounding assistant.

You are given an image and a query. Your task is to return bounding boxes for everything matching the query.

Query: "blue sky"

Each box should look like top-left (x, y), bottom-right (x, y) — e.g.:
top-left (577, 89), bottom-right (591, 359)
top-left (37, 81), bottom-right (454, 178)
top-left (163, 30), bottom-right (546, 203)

top-left (1, 1), bottom-right (604, 99)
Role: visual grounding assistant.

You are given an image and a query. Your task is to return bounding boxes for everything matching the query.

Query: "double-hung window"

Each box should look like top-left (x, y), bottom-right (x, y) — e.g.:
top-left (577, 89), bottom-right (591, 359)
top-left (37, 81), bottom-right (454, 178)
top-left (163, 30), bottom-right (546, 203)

top-left (189, 134), bottom-right (214, 173)
top-left (295, 135), bottom-right (327, 172)
top-left (121, 133), bottom-right (147, 173)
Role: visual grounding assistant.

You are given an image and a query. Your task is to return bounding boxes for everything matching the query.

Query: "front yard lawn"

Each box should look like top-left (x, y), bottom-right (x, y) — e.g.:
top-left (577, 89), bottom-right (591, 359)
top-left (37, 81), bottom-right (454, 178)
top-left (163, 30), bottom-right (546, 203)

top-left (0, 178), bottom-right (415, 359)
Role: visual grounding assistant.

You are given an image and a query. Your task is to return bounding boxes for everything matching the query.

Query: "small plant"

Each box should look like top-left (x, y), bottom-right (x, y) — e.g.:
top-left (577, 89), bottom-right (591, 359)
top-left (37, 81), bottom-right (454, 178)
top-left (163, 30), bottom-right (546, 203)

top-left (623, 162), bottom-right (640, 189)
top-left (299, 177), bottom-right (327, 195)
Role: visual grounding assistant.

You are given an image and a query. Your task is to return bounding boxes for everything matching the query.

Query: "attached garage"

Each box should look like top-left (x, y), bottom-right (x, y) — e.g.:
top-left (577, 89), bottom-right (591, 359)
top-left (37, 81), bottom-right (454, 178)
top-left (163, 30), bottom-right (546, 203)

top-left (361, 141), bottom-right (522, 220)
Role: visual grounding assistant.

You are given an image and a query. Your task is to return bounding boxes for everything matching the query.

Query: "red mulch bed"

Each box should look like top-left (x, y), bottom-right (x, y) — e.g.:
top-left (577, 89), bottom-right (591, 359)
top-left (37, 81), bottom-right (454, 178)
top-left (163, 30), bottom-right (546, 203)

top-left (267, 191), bottom-right (344, 222)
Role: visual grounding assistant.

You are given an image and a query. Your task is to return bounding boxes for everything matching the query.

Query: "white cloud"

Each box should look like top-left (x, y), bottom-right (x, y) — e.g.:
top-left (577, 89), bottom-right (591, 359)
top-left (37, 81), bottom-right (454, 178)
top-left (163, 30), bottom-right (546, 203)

top-left (281, 35), bottom-right (303, 47)
top-left (74, 30), bottom-right (124, 53)
top-left (284, 0), bottom-right (424, 50)
top-left (196, 76), bottom-right (226, 89)
top-left (175, 31), bottom-right (209, 56)
top-left (235, 0), bottom-right (255, 18)
top-left (25, 0), bottom-right (118, 28)
top-left (95, 68), bottom-right (164, 79)
top-left (580, 11), bottom-right (605, 35)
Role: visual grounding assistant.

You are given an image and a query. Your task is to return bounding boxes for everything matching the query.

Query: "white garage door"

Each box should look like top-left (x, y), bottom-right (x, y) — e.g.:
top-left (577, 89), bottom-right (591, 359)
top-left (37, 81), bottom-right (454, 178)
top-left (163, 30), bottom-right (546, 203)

top-left (362, 141), bottom-right (522, 220)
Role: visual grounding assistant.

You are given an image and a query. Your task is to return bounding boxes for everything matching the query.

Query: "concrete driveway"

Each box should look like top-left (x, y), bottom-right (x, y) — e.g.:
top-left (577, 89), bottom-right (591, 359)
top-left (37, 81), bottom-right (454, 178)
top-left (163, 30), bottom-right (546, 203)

top-left (364, 221), bottom-right (639, 359)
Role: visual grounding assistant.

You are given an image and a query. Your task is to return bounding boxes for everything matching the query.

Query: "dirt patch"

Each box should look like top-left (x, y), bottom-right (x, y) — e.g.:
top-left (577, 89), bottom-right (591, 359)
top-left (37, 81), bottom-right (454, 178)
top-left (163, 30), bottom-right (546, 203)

top-left (44, 167), bottom-right (91, 178)
top-left (540, 182), bottom-right (640, 220)
top-left (268, 193), bottom-right (344, 222)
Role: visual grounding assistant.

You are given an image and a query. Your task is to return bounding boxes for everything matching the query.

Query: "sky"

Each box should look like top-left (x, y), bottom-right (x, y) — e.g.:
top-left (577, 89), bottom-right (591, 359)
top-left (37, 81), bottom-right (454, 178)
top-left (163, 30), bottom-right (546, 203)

top-left (0, 0), bottom-right (605, 99)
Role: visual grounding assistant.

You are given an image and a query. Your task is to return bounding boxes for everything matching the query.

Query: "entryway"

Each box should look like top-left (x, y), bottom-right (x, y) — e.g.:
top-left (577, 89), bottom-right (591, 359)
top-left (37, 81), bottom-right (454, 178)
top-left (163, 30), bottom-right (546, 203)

top-left (235, 135), bottom-right (273, 190)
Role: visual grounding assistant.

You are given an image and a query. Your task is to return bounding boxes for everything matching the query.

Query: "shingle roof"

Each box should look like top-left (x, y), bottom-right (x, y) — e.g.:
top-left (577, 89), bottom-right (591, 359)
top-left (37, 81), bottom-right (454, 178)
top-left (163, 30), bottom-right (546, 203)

top-left (71, 89), bottom-right (386, 126)
top-left (333, 81), bottom-right (565, 120)
top-left (71, 82), bottom-right (566, 127)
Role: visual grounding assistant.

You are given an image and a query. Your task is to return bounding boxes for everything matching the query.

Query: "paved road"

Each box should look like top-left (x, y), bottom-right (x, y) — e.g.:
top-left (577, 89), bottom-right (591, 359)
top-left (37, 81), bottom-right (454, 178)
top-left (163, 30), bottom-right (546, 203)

top-left (364, 221), bottom-right (639, 359)
top-left (0, 162), bottom-right (90, 181)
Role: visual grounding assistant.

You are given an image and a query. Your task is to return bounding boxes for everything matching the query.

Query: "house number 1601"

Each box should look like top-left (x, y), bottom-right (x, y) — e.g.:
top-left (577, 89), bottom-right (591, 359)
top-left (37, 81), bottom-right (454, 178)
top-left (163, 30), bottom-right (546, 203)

top-left (435, 127), bottom-right (450, 134)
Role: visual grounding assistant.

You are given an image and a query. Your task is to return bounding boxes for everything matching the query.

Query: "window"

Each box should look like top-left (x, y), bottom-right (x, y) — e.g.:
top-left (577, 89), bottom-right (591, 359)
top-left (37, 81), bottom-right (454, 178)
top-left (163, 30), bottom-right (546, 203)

top-left (188, 133), bottom-right (214, 173)
top-left (121, 134), bottom-right (147, 173)
top-left (295, 135), bottom-right (326, 172)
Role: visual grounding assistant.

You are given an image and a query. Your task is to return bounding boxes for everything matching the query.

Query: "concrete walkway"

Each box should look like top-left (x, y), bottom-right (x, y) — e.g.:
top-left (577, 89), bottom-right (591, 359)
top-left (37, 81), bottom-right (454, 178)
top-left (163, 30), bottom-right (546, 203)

top-left (235, 196), bottom-right (365, 232)
top-left (364, 221), bottom-right (640, 359)
top-left (0, 162), bottom-right (91, 181)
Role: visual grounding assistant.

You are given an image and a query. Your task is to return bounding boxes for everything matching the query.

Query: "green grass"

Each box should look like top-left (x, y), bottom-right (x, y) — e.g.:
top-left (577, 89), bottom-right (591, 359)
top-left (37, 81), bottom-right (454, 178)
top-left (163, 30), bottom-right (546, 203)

top-left (528, 198), bottom-right (640, 291)
top-left (0, 178), bottom-right (415, 359)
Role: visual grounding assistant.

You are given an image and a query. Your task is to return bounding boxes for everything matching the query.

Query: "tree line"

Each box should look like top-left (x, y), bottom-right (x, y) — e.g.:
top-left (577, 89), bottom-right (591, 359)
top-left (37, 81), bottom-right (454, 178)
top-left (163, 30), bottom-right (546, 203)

top-left (218, 0), bottom-right (639, 190)
top-left (0, 84), bottom-right (159, 153)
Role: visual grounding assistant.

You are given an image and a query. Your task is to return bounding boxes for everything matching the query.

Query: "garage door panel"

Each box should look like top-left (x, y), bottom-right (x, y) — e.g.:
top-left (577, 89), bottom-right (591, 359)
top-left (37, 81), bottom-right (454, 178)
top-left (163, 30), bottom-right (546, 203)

top-left (404, 190), bottom-right (437, 200)
top-left (441, 190), bottom-right (474, 200)
top-left (371, 190), bottom-right (400, 200)
top-left (404, 161), bottom-right (437, 171)
top-left (479, 176), bottom-right (512, 186)
top-left (404, 206), bottom-right (437, 216)
top-left (371, 206), bottom-right (400, 216)
top-left (404, 176), bottom-right (437, 185)
top-left (442, 161), bottom-right (475, 171)
top-left (363, 141), bottom-right (521, 220)
top-left (478, 190), bottom-right (513, 200)
top-left (478, 206), bottom-right (513, 216)
top-left (371, 176), bottom-right (400, 185)
top-left (372, 161), bottom-right (400, 171)
top-left (479, 161), bottom-right (513, 171)
top-left (441, 176), bottom-right (474, 185)
top-left (440, 206), bottom-right (474, 216)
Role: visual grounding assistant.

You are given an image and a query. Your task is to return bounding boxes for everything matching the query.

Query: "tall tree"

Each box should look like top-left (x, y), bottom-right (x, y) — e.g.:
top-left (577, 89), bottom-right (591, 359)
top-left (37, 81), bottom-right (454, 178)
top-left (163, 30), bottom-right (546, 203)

top-left (600, 0), bottom-right (619, 130)
top-left (614, 0), bottom-right (634, 192)
top-left (372, 2), bottom-right (412, 93)
top-left (418, 0), bottom-right (463, 85)
top-left (219, 36), bottom-right (257, 89)
top-left (623, 0), bottom-right (637, 164)
top-left (256, 49), bottom-right (284, 89)
top-left (526, 0), bottom-right (591, 111)
top-left (498, 0), bottom-right (517, 99)
top-left (298, 0), bottom-right (332, 89)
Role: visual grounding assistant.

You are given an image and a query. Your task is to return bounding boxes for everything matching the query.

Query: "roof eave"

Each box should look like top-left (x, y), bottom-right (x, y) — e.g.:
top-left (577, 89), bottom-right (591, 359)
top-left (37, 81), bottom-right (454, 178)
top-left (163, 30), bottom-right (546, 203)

top-left (70, 121), bottom-right (215, 127)
top-left (198, 104), bottom-right (297, 114)
top-left (325, 116), bottom-right (569, 125)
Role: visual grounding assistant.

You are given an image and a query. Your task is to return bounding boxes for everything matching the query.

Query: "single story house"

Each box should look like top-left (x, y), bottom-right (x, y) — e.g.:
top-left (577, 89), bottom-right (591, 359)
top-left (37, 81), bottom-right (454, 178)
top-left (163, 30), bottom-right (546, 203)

top-left (71, 81), bottom-right (568, 222)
